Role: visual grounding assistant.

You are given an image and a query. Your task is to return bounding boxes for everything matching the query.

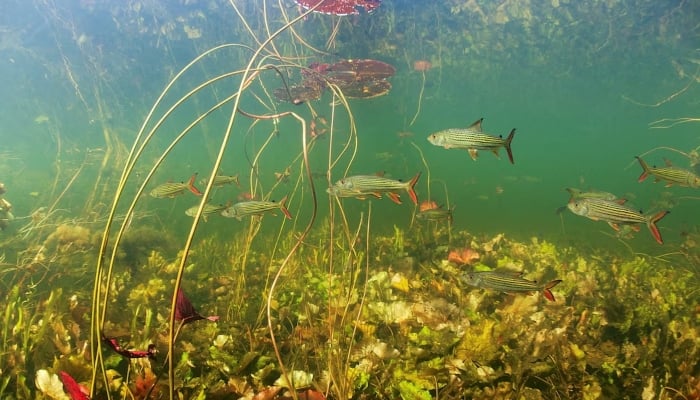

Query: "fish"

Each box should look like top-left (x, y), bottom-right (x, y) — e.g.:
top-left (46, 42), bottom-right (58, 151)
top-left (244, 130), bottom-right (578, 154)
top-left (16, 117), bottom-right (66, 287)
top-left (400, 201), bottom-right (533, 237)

top-left (427, 118), bottom-right (517, 164)
top-left (326, 172), bottom-right (421, 205)
top-left (566, 197), bottom-right (669, 244)
top-left (185, 202), bottom-right (228, 221)
top-left (461, 270), bottom-right (562, 302)
top-left (220, 196), bottom-right (292, 220)
top-left (201, 174), bottom-right (240, 187)
top-left (149, 173), bottom-right (202, 198)
top-left (556, 187), bottom-right (620, 214)
top-left (565, 187), bottom-right (619, 201)
top-left (416, 204), bottom-right (453, 222)
top-left (635, 156), bottom-right (700, 188)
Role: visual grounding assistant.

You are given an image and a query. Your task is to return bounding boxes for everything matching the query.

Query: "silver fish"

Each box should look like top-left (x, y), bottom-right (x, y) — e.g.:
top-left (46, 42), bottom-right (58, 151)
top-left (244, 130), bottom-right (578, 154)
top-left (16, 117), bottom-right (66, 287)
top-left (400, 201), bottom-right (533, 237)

top-left (327, 172), bottom-right (421, 205)
top-left (556, 187), bottom-right (619, 214)
top-left (636, 156), bottom-right (700, 188)
top-left (427, 118), bottom-right (516, 164)
top-left (567, 197), bottom-right (669, 244)
top-left (221, 196), bottom-right (292, 220)
top-left (416, 205), bottom-right (453, 222)
top-left (202, 174), bottom-right (240, 187)
top-left (185, 202), bottom-right (228, 221)
top-left (150, 174), bottom-right (202, 198)
top-left (461, 270), bottom-right (562, 302)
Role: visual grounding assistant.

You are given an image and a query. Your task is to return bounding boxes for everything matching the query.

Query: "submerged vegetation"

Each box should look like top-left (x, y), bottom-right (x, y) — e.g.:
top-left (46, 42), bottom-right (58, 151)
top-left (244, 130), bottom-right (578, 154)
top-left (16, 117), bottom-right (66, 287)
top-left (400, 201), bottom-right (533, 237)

top-left (0, 0), bottom-right (699, 399)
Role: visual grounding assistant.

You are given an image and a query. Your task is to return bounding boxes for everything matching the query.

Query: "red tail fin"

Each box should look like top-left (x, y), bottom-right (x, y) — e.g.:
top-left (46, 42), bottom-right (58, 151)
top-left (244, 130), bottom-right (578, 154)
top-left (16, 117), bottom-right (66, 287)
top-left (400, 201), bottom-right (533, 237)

top-left (406, 172), bottom-right (421, 205)
top-left (504, 129), bottom-right (516, 164)
top-left (647, 210), bottom-right (669, 244)
top-left (278, 195), bottom-right (292, 219)
top-left (542, 279), bottom-right (563, 302)
top-left (635, 156), bottom-right (650, 182)
top-left (187, 173), bottom-right (203, 196)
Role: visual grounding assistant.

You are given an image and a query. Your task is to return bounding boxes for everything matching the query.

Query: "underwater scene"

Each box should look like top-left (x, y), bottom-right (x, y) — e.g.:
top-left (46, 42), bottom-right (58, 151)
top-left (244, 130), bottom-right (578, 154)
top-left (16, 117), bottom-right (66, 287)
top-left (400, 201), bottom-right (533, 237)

top-left (1, 0), bottom-right (699, 399)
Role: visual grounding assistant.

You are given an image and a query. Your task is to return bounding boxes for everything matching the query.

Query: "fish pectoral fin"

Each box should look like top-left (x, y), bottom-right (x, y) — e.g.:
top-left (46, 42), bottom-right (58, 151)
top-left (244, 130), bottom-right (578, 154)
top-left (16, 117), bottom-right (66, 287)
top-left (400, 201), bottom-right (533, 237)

top-left (607, 222), bottom-right (620, 231)
top-left (468, 149), bottom-right (479, 160)
top-left (387, 192), bottom-right (402, 204)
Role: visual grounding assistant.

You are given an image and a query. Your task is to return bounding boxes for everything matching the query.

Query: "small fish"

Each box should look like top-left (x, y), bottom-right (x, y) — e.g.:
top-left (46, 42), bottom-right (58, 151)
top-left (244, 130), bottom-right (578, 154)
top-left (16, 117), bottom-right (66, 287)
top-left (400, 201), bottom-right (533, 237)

top-left (327, 172), bottom-right (421, 205)
top-left (461, 270), bottom-right (562, 302)
top-left (221, 196), bottom-right (292, 220)
top-left (567, 197), bottom-right (669, 244)
top-left (565, 187), bottom-right (619, 201)
top-left (185, 202), bottom-right (228, 221)
top-left (416, 204), bottom-right (453, 222)
top-left (427, 118), bottom-right (517, 164)
top-left (635, 156), bottom-right (700, 188)
top-left (202, 174), bottom-right (240, 187)
top-left (150, 173), bottom-right (202, 198)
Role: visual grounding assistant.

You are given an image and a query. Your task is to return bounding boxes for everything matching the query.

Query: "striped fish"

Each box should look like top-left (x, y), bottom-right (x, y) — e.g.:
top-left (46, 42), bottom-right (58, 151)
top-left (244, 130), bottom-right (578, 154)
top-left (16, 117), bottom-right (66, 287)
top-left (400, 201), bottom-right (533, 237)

top-left (567, 197), bottom-right (669, 244)
top-left (416, 205), bottom-right (453, 222)
top-left (202, 174), bottom-right (240, 187)
top-left (636, 156), bottom-right (700, 188)
top-left (149, 173), bottom-right (202, 198)
top-left (220, 195), bottom-right (292, 220)
top-left (327, 172), bottom-right (421, 205)
top-left (427, 118), bottom-right (517, 164)
top-left (185, 202), bottom-right (228, 221)
top-left (565, 187), bottom-right (618, 201)
top-left (556, 187), bottom-right (620, 214)
top-left (461, 270), bottom-right (562, 302)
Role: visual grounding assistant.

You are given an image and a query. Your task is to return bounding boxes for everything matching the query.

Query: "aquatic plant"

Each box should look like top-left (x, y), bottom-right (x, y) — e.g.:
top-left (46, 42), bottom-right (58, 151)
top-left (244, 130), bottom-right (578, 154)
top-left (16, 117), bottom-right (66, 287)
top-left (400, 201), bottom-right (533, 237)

top-left (2, 1), bottom-right (696, 399)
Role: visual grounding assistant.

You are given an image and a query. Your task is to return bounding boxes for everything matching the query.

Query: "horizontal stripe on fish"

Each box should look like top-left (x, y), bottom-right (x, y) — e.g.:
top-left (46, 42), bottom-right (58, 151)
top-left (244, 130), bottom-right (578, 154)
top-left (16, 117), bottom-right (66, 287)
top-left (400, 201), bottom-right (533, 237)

top-left (221, 195), bottom-right (292, 220)
top-left (567, 197), bottom-right (669, 244)
top-left (427, 118), bottom-right (517, 164)
top-left (150, 173), bottom-right (202, 198)
top-left (461, 270), bottom-right (562, 302)
top-left (636, 156), bottom-right (700, 188)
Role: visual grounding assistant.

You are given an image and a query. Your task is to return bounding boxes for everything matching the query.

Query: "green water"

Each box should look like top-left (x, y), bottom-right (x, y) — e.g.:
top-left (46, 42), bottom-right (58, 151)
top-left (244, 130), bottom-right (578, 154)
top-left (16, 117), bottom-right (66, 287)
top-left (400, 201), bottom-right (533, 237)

top-left (0, 1), bottom-right (699, 399)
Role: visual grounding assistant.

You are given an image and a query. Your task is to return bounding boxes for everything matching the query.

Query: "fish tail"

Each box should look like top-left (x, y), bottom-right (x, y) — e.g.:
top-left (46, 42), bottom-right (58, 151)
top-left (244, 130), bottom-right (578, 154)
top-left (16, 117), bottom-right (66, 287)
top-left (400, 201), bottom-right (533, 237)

top-left (406, 172), bottom-right (421, 205)
top-left (635, 156), bottom-right (650, 182)
top-left (188, 173), bottom-right (203, 196)
top-left (647, 210), bottom-right (669, 244)
top-left (504, 129), bottom-right (516, 164)
top-left (278, 195), bottom-right (293, 220)
top-left (542, 279), bottom-right (563, 302)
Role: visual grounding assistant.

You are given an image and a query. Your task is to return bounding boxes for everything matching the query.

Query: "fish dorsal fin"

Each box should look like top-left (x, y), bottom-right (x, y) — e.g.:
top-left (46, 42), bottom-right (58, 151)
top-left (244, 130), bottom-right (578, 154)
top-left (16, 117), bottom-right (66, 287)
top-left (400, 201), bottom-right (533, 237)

top-left (467, 117), bottom-right (484, 132)
top-left (663, 157), bottom-right (673, 167)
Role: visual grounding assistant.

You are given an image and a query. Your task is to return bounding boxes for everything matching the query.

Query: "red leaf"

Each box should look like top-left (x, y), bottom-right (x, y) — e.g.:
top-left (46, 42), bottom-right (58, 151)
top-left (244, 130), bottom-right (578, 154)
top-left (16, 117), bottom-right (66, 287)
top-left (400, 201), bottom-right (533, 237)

top-left (59, 371), bottom-right (91, 400)
top-left (175, 288), bottom-right (219, 324)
